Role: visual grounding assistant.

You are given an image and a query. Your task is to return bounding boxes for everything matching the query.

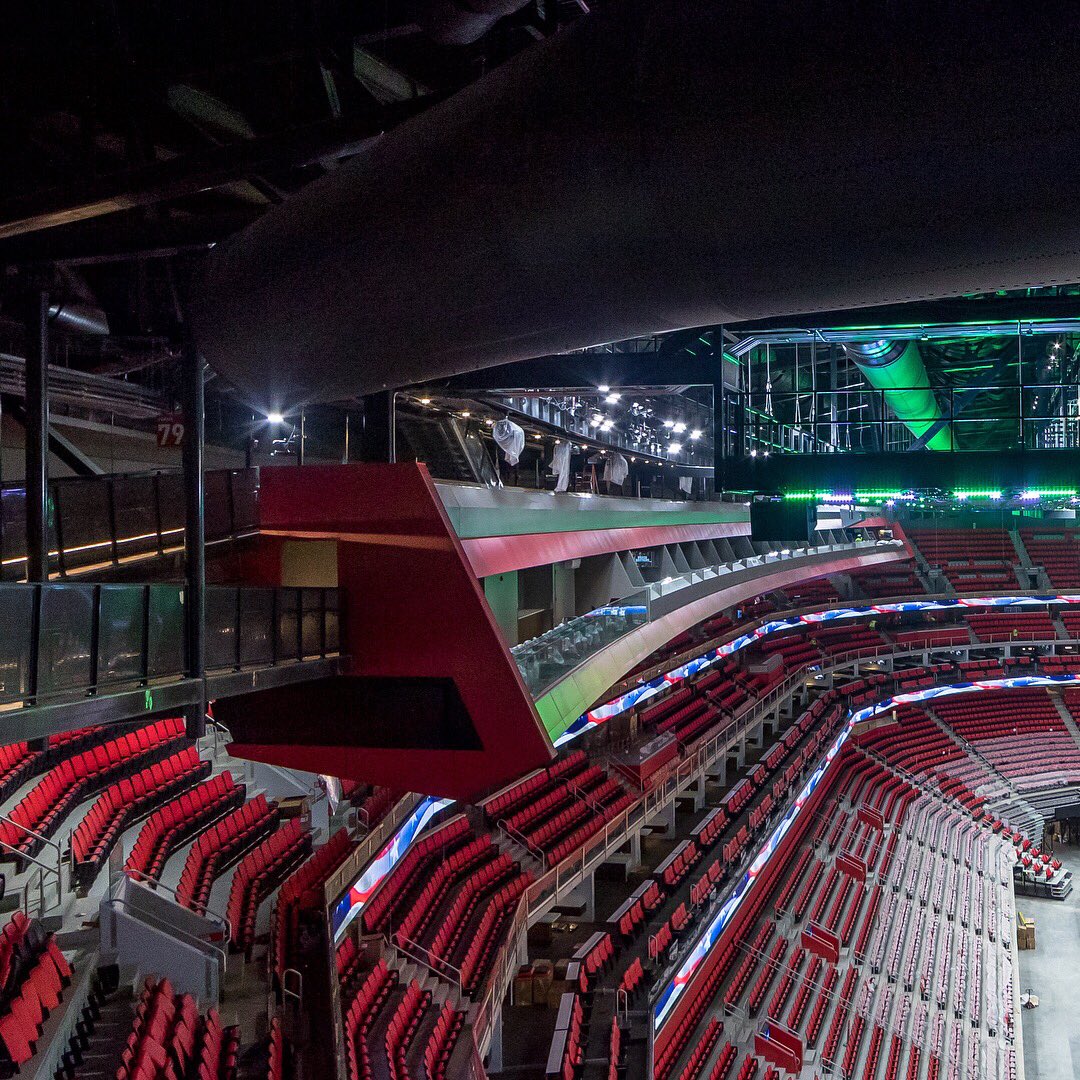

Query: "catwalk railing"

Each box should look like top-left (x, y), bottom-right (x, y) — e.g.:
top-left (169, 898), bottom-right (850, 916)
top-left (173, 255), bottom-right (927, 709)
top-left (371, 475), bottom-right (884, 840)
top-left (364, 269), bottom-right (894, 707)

top-left (0, 581), bottom-right (340, 709)
top-left (0, 467), bottom-right (259, 580)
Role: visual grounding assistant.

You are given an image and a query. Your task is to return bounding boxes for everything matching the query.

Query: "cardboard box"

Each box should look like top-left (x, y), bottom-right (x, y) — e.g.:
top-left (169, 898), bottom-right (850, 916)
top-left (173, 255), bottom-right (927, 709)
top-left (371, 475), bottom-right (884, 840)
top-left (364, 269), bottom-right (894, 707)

top-left (532, 959), bottom-right (553, 1004)
top-left (513, 968), bottom-right (533, 1006)
top-left (1016, 912), bottom-right (1036, 951)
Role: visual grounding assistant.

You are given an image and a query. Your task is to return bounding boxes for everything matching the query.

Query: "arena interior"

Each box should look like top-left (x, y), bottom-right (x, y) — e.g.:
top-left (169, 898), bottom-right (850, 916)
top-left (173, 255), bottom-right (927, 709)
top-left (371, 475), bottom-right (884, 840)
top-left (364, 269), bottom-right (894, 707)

top-left (1, 6), bottom-right (1080, 1080)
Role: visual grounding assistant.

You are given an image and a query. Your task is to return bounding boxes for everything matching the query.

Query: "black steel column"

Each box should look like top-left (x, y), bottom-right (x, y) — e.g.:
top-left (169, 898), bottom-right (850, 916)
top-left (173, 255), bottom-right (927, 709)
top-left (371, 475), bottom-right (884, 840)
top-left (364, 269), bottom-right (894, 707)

top-left (358, 391), bottom-right (395, 462)
top-left (25, 291), bottom-right (50, 583)
top-left (182, 335), bottom-right (206, 738)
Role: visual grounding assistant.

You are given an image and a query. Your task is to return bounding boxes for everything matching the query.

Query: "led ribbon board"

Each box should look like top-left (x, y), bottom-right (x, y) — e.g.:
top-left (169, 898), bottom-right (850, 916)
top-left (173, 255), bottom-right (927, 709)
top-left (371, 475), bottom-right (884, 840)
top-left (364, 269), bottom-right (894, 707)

top-left (849, 672), bottom-right (1080, 724)
top-left (653, 672), bottom-right (1080, 1034)
top-left (653, 716), bottom-right (855, 1029)
top-left (554, 593), bottom-right (1080, 746)
top-left (332, 796), bottom-right (452, 938)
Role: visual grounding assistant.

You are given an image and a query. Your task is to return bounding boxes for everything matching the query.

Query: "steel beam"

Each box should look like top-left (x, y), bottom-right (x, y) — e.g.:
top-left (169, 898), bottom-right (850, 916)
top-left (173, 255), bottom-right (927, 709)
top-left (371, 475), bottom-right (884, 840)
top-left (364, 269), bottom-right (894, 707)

top-left (182, 335), bottom-right (206, 738)
top-left (0, 104), bottom-right (435, 242)
top-left (24, 292), bottom-right (50, 582)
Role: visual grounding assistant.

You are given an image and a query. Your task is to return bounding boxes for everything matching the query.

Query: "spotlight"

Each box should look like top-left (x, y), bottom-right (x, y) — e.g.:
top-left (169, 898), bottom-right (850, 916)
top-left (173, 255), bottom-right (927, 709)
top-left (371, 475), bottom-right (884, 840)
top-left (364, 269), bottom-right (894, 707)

top-left (590, 416), bottom-right (602, 427)
top-left (605, 393), bottom-right (621, 404)
top-left (601, 419), bottom-right (614, 431)
top-left (267, 412), bottom-right (285, 424)
top-left (461, 411), bottom-right (470, 418)
top-left (419, 397), bottom-right (432, 405)
top-left (663, 419), bottom-right (676, 429)
top-left (690, 429), bottom-right (702, 440)
top-left (597, 384), bottom-right (610, 393)
top-left (668, 442), bottom-right (682, 455)
top-left (673, 422), bottom-right (687, 434)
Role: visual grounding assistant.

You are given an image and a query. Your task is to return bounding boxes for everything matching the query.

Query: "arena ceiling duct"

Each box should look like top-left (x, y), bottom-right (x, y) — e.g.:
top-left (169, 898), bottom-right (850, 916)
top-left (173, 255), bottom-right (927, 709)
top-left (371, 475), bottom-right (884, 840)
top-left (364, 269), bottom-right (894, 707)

top-left (845, 341), bottom-right (953, 451)
top-left (192, 2), bottom-right (1080, 405)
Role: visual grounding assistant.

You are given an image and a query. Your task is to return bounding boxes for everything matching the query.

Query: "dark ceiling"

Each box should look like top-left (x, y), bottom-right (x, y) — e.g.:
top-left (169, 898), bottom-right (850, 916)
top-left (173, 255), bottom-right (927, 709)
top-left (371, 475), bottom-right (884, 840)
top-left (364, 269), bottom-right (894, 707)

top-left (0, 1), bottom-right (590, 386)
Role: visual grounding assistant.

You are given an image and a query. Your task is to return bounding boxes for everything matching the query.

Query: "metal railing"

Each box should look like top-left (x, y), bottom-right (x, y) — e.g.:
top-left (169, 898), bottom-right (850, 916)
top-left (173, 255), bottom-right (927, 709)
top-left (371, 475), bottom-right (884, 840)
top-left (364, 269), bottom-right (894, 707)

top-left (0, 815), bottom-right (65, 916)
top-left (512, 540), bottom-right (891, 696)
top-left (1, 467), bottom-right (259, 580)
top-left (0, 581), bottom-right (340, 709)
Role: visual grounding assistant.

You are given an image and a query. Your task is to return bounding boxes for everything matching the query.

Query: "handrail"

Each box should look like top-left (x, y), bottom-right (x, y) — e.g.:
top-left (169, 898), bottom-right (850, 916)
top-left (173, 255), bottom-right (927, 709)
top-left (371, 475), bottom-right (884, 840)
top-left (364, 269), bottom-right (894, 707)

top-left (105, 882), bottom-right (228, 977)
top-left (283, 968), bottom-right (303, 1011)
top-left (121, 868), bottom-right (233, 944)
top-left (0, 815), bottom-right (64, 913)
top-left (392, 934), bottom-right (463, 987)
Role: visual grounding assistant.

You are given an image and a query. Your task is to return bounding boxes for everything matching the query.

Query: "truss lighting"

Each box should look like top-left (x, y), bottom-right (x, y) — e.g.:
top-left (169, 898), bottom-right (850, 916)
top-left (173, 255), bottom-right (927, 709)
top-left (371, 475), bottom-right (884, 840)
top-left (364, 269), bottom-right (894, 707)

top-left (266, 412), bottom-right (284, 424)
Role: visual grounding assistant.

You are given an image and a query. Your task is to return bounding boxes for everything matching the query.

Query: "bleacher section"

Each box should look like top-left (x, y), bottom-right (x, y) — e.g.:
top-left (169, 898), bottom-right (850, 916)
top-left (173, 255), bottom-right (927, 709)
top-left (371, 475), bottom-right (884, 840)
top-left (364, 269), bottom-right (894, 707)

top-left (908, 528), bottom-right (1019, 592)
top-left (1020, 527), bottom-right (1080, 589)
top-left (12, 532), bottom-right (1080, 1080)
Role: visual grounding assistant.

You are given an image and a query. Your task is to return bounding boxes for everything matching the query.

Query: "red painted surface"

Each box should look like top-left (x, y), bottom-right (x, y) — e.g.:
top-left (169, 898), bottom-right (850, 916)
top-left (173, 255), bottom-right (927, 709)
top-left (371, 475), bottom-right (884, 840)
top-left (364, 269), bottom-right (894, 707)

top-left (801, 923), bottom-right (841, 964)
top-left (460, 520), bottom-right (749, 578)
top-left (836, 852), bottom-right (867, 884)
top-left (232, 463), bottom-right (554, 800)
top-left (755, 1024), bottom-right (803, 1073)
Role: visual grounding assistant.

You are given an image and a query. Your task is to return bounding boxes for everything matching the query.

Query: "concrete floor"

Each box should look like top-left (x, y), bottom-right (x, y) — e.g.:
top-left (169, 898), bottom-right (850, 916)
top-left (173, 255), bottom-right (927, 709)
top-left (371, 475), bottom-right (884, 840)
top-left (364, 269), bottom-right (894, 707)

top-left (1017, 844), bottom-right (1080, 1080)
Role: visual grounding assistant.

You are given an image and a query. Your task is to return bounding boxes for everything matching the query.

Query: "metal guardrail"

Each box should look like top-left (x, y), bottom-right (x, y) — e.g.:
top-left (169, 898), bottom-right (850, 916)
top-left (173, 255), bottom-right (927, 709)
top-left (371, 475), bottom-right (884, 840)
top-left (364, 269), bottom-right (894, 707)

top-left (0, 581), bottom-right (340, 709)
top-left (1, 467), bottom-right (259, 580)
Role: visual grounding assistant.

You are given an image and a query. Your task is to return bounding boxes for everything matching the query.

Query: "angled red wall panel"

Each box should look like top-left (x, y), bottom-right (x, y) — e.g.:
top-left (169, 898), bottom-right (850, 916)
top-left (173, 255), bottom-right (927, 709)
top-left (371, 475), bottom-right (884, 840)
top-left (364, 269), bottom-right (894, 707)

top-left (233, 463), bottom-right (554, 800)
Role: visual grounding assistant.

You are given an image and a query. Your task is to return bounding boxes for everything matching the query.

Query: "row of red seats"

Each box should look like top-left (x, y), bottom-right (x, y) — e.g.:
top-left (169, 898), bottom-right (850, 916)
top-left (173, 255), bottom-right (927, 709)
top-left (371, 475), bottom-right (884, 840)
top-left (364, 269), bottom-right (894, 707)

top-left (658, 839), bottom-right (700, 888)
top-left (822, 968), bottom-right (858, 1069)
top-left (115, 976), bottom-right (238, 1080)
top-left (424, 852), bottom-right (520, 961)
top-left (70, 745), bottom-right (210, 889)
top-left (385, 980), bottom-right (430, 1080)
top-left (344, 960), bottom-right (397, 1080)
top-left (747, 938), bottom-right (788, 1015)
top-left (577, 933), bottom-right (614, 991)
top-left (1020, 528), bottom-right (1080, 589)
top-left (675, 1017), bottom-right (722, 1080)
top-left (613, 881), bottom-right (664, 940)
top-left (227, 818), bottom-right (313, 954)
top-left (176, 794), bottom-right (279, 913)
top-left (557, 993), bottom-right (585, 1080)
top-left (393, 835), bottom-right (495, 947)
top-left (766, 946), bottom-right (804, 1021)
top-left (424, 1002), bottom-right (465, 1080)
top-left (361, 817), bottom-right (470, 934)
top-left (606, 1015), bottom-right (623, 1080)
top-left (458, 874), bottom-right (529, 993)
top-left (270, 827), bottom-right (355, 979)
top-left (481, 751), bottom-right (587, 823)
top-left (125, 771), bottom-right (245, 884)
top-left (723, 923), bottom-right (774, 1010)
top-left (804, 966), bottom-right (838, 1047)
top-left (0, 717), bottom-right (187, 857)
top-left (0, 913), bottom-right (72, 1074)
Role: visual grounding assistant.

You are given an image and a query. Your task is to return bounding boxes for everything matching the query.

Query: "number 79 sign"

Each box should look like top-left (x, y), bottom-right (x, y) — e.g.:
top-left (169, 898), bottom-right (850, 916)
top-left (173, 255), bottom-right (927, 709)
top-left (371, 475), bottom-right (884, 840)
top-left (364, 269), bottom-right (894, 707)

top-left (156, 414), bottom-right (185, 447)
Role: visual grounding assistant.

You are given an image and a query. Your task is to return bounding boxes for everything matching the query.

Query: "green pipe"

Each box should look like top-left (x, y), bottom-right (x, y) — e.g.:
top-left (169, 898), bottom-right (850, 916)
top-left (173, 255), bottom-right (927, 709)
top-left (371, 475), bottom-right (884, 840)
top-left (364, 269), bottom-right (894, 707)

top-left (846, 340), bottom-right (953, 450)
